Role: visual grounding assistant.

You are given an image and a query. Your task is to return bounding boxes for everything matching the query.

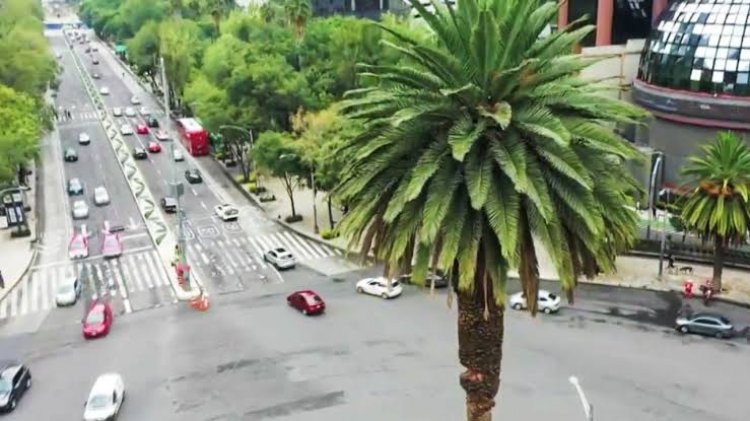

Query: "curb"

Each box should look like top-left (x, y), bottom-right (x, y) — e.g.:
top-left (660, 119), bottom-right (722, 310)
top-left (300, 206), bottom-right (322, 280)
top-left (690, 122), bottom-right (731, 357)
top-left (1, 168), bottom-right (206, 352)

top-left (0, 247), bottom-right (38, 303)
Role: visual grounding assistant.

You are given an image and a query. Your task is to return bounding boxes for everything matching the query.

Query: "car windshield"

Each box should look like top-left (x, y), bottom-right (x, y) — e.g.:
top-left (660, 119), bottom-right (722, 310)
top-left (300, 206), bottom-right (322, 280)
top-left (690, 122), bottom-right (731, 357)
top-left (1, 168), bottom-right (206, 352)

top-left (57, 284), bottom-right (74, 294)
top-left (547, 293), bottom-right (558, 300)
top-left (278, 253), bottom-right (293, 260)
top-left (86, 310), bottom-right (104, 325)
top-left (305, 295), bottom-right (322, 304)
top-left (226, 209), bottom-right (238, 215)
top-left (87, 394), bottom-right (110, 409)
top-left (719, 317), bottom-right (731, 325)
top-left (0, 379), bottom-right (12, 393)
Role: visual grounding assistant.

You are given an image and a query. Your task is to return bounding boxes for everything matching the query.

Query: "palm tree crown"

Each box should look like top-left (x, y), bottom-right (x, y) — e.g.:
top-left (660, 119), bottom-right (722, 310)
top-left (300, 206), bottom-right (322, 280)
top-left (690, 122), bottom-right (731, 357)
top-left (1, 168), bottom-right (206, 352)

top-left (338, 0), bottom-right (646, 306)
top-left (283, 0), bottom-right (312, 39)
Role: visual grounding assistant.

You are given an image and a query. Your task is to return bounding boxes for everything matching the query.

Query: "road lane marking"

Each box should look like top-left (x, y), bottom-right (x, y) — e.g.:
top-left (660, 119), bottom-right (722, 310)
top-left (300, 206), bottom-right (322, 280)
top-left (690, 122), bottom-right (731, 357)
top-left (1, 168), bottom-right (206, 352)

top-left (30, 272), bottom-right (40, 313)
top-left (111, 260), bottom-right (132, 313)
top-left (137, 253), bottom-right (155, 289)
top-left (201, 201), bottom-right (207, 210)
top-left (19, 275), bottom-right (30, 316)
top-left (123, 254), bottom-right (144, 292)
top-left (191, 188), bottom-right (198, 196)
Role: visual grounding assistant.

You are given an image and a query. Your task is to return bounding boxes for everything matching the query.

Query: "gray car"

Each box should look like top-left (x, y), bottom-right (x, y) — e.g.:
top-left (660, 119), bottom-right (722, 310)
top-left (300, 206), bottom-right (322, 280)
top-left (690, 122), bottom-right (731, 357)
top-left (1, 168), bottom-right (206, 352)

top-left (675, 313), bottom-right (735, 339)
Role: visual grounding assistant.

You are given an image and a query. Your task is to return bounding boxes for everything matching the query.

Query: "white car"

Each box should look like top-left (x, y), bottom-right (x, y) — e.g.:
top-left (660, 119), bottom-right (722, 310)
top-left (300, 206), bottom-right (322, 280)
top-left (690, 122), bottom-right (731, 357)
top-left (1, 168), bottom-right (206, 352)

top-left (124, 107), bottom-right (136, 117)
top-left (173, 148), bottom-right (184, 162)
top-left (263, 247), bottom-right (296, 269)
top-left (356, 277), bottom-right (403, 299)
top-left (78, 132), bottom-right (91, 145)
top-left (139, 106), bottom-right (150, 116)
top-left (155, 130), bottom-right (170, 141)
top-left (93, 186), bottom-right (110, 206)
top-left (120, 124), bottom-right (133, 135)
top-left (508, 289), bottom-right (561, 314)
top-left (83, 373), bottom-right (125, 421)
top-left (55, 277), bottom-right (81, 307)
top-left (130, 95), bottom-right (140, 105)
top-left (99, 86), bottom-right (109, 95)
top-left (214, 204), bottom-right (239, 221)
top-left (72, 200), bottom-right (89, 219)
top-left (112, 107), bottom-right (122, 117)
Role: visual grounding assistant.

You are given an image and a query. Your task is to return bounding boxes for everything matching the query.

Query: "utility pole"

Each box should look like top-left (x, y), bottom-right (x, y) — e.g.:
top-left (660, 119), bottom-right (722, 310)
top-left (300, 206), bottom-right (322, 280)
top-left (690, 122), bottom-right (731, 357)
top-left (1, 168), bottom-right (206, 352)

top-left (161, 56), bottom-right (189, 288)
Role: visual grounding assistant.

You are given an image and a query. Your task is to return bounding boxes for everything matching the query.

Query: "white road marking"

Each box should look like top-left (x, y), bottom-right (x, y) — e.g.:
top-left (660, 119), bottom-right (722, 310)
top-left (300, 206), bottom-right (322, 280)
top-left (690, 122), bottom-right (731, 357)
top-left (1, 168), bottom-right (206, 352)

top-left (137, 253), bottom-right (155, 288)
top-left (19, 275), bottom-right (30, 315)
top-left (9, 286), bottom-right (18, 317)
top-left (30, 272), bottom-right (40, 313)
top-left (123, 254), bottom-right (144, 292)
top-left (201, 201), bottom-right (207, 210)
top-left (191, 188), bottom-right (198, 196)
top-left (111, 260), bottom-right (132, 313)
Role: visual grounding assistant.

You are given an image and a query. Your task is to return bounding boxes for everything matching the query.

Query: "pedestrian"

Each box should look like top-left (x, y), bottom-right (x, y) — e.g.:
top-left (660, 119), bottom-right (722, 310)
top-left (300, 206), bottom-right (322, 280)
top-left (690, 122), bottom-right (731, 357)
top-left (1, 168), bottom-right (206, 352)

top-left (0, 270), bottom-right (4, 289)
top-left (67, 110), bottom-right (72, 120)
top-left (667, 254), bottom-right (675, 269)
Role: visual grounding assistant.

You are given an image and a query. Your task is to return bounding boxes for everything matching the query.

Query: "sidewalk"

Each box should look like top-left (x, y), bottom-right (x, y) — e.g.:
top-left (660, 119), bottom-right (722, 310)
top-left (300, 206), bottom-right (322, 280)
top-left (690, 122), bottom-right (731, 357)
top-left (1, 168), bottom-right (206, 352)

top-left (0, 167), bottom-right (39, 302)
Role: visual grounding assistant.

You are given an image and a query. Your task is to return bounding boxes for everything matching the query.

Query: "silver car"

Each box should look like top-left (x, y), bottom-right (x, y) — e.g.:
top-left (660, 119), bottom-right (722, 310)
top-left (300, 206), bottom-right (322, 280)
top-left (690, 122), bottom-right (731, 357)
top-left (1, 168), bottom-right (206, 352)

top-left (112, 107), bottom-right (122, 117)
top-left (120, 124), bottom-right (133, 135)
top-left (264, 247), bottom-right (296, 269)
top-left (676, 312), bottom-right (735, 339)
top-left (72, 200), bottom-right (89, 219)
top-left (78, 132), bottom-right (91, 145)
top-left (93, 186), bottom-right (110, 206)
top-left (124, 107), bottom-right (136, 117)
top-left (55, 277), bottom-right (81, 306)
top-left (173, 149), bottom-right (184, 162)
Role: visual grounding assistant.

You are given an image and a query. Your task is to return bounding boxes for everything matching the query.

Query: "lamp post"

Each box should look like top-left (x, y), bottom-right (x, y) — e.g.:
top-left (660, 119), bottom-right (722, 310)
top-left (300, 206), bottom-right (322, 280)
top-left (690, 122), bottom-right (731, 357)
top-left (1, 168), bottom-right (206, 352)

top-left (569, 376), bottom-right (594, 421)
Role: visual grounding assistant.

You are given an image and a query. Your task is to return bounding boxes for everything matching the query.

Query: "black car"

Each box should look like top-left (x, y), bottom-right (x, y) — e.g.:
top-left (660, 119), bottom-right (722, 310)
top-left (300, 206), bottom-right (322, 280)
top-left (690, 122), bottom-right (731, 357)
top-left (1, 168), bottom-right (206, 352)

top-left (63, 147), bottom-right (78, 162)
top-left (184, 169), bottom-right (202, 184)
top-left (398, 269), bottom-right (449, 289)
top-left (0, 361), bottom-right (32, 412)
top-left (161, 197), bottom-right (178, 213)
top-left (133, 147), bottom-right (147, 160)
top-left (146, 116), bottom-right (159, 128)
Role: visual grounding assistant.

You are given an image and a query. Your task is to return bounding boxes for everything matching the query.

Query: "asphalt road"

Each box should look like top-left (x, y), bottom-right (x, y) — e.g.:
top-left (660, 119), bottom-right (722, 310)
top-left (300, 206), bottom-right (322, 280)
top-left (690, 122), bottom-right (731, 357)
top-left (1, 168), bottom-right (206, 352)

top-left (1, 265), bottom-right (747, 421)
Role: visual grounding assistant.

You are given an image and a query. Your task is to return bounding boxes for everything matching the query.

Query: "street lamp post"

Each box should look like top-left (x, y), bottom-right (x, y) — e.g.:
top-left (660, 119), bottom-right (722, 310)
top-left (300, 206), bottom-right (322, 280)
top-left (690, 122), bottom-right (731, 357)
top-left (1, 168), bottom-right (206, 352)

top-left (568, 376), bottom-right (594, 421)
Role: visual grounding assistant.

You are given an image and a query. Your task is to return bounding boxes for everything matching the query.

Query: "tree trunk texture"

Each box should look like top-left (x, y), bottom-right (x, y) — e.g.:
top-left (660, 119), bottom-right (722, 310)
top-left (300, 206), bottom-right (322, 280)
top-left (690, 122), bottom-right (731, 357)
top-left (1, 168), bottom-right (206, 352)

top-left (282, 172), bottom-right (296, 217)
top-left (327, 196), bottom-right (335, 229)
top-left (457, 276), bottom-right (504, 420)
top-left (713, 238), bottom-right (724, 291)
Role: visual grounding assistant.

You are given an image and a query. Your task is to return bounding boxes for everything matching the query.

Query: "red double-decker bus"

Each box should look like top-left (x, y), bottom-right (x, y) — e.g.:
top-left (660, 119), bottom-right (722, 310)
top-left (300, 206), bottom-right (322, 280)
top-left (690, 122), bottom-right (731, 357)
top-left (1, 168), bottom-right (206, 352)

top-left (176, 118), bottom-right (210, 156)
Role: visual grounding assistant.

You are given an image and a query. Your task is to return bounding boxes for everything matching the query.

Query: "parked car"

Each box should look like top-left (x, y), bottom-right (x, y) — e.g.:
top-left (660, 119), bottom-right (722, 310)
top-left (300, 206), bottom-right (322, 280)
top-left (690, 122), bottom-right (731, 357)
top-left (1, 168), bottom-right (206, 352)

top-left (146, 116), bottom-right (159, 128)
top-left (287, 290), bottom-right (325, 315)
top-left (133, 147), bottom-right (147, 160)
top-left (264, 247), bottom-right (296, 269)
top-left (214, 204), bottom-right (239, 221)
top-left (102, 232), bottom-right (123, 259)
top-left (508, 290), bottom-right (561, 314)
top-left (160, 197), bottom-right (177, 213)
top-left (155, 129), bottom-right (169, 141)
top-left (676, 313), bottom-right (735, 339)
top-left (139, 106), bottom-right (150, 116)
top-left (82, 301), bottom-right (113, 339)
top-left (83, 373), bottom-right (125, 421)
top-left (0, 360), bottom-right (32, 412)
top-left (120, 124), bottom-right (133, 135)
top-left (112, 107), bottom-right (122, 117)
top-left (69, 233), bottom-right (89, 259)
top-left (55, 277), bottom-right (82, 307)
top-left (184, 169), bottom-right (202, 184)
top-left (93, 186), bottom-right (110, 206)
top-left (136, 123), bottom-right (149, 135)
top-left (356, 277), bottom-right (403, 299)
top-left (99, 86), bottom-right (109, 95)
top-left (64, 147), bottom-right (78, 162)
top-left (173, 148), bottom-right (184, 162)
top-left (398, 270), bottom-right (448, 288)
top-left (91, 72), bottom-right (101, 79)
top-left (124, 107), bottom-right (136, 117)
top-left (148, 141), bottom-right (161, 153)
top-left (78, 132), bottom-right (91, 145)
top-left (68, 178), bottom-right (84, 195)
top-left (130, 95), bottom-right (140, 105)
top-left (72, 200), bottom-right (89, 219)
top-left (92, 58), bottom-right (99, 65)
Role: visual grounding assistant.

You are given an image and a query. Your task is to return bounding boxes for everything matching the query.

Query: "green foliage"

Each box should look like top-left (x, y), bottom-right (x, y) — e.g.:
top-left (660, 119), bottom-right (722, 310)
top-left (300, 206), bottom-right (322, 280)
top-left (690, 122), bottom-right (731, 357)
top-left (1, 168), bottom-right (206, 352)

top-left (336, 0), bottom-right (649, 308)
top-left (183, 74), bottom-right (231, 131)
top-left (0, 85), bottom-right (43, 184)
top-left (121, 0), bottom-right (169, 31)
top-left (127, 21), bottom-right (161, 77)
top-left (160, 18), bottom-right (204, 100)
top-left (320, 228), bottom-right (339, 240)
top-left (253, 131), bottom-right (304, 177)
top-left (680, 131), bottom-right (750, 245)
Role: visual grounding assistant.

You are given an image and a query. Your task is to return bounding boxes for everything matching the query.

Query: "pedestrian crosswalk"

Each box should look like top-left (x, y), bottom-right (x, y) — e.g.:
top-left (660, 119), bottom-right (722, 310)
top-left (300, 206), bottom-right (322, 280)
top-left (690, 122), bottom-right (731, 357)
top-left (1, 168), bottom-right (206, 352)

top-left (56, 111), bottom-right (101, 122)
top-left (185, 231), bottom-right (343, 274)
top-left (0, 250), bottom-right (176, 320)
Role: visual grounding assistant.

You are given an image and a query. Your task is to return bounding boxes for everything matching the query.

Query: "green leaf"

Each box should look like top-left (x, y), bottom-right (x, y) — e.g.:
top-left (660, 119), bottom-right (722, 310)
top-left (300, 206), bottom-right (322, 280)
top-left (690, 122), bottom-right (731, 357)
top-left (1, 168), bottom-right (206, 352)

top-left (464, 146), bottom-right (492, 210)
top-left (478, 101), bottom-right (512, 129)
top-left (448, 115), bottom-right (485, 161)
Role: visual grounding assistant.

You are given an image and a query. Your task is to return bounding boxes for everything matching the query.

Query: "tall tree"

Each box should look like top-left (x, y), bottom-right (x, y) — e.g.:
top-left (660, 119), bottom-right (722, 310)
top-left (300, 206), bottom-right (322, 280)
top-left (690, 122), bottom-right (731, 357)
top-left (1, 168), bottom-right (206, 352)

top-left (254, 131), bottom-right (306, 218)
top-left (680, 131), bottom-right (750, 291)
top-left (0, 85), bottom-right (43, 185)
top-left (283, 0), bottom-right (311, 40)
top-left (200, 0), bottom-right (236, 35)
top-left (336, 1), bottom-right (646, 419)
top-left (159, 18), bottom-right (203, 111)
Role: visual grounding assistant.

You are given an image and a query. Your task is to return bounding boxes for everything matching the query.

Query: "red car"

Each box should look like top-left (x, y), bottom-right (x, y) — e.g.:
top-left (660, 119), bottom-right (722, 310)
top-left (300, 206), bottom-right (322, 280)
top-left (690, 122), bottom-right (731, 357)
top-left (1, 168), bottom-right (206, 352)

top-left (136, 123), bottom-right (149, 134)
top-left (82, 301), bottom-right (114, 339)
top-left (148, 141), bottom-right (161, 153)
top-left (101, 231), bottom-right (123, 258)
top-left (287, 290), bottom-right (325, 315)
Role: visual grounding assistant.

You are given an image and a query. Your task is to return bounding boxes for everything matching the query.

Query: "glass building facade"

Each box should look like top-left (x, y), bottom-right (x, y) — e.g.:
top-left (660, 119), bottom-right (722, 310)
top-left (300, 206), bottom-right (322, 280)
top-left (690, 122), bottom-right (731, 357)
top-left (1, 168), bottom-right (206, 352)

top-left (637, 0), bottom-right (750, 96)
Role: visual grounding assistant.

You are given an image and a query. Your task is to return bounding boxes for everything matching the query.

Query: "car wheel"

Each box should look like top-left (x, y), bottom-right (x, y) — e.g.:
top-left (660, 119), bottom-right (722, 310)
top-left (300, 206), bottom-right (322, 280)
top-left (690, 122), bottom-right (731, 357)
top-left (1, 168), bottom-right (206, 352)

top-left (715, 331), bottom-right (725, 339)
top-left (679, 325), bottom-right (689, 334)
top-left (381, 293), bottom-right (389, 299)
top-left (543, 307), bottom-right (552, 314)
top-left (25, 376), bottom-right (31, 389)
top-left (512, 303), bottom-right (522, 310)
top-left (356, 287), bottom-right (364, 294)
top-left (302, 309), bottom-right (308, 315)
top-left (9, 398), bottom-right (16, 410)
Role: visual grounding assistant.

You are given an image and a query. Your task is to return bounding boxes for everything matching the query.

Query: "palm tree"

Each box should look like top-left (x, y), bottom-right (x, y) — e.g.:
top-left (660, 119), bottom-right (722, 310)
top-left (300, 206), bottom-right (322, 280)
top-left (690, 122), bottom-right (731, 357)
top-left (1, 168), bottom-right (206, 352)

top-left (335, 0), bottom-right (647, 419)
top-left (283, 0), bottom-right (312, 40)
top-left (202, 0), bottom-right (236, 35)
top-left (680, 131), bottom-right (750, 292)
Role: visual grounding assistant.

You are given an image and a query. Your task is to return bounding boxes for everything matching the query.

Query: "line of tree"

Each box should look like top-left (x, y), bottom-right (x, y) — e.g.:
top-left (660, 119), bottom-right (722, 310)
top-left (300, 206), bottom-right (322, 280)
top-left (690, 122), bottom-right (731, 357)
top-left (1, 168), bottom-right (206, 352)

top-left (0, 0), bottom-right (57, 186)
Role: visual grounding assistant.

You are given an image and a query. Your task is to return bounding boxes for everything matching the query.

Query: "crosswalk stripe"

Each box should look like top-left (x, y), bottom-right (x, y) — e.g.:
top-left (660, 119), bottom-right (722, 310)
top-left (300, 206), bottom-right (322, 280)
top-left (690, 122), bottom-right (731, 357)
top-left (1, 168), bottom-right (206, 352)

top-left (111, 261), bottom-right (132, 314)
top-left (0, 293), bottom-right (7, 319)
top-left (221, 243), bottom-right (240, 268)
top-left (144, 252), bottom-right (167, 304)
top-left (19, 275), bottom-right (30, 315)
top-left (304, 235), bottom-right (334, 258)
top-left (38, 269), bottom-right (49, 311)
top-left (137, 254), bottom-right (155, 288)
top-left (278, 232), bottom-right (309, 258)
top-left (254, 236), bottom-right (273, 253)
top-left (125, 255), bottom-right (144, 292)
top-left (285, 232), bottom-right (321, 259)
top-left (142, 252), bottom-right (160, 287)
top-left (186, 244), bottom-right (201, 267)
top-left (149, 250), bottom-right (171, 288)
top-left (9, 287), bottom-right (18, 317)
top-left (30, 272), bottom-right (40, 313)
top-left (194, 243), bottom-right (209, 265)
top-left (246, 237), bottom-right (264, 257)
top-left (271, 232), bottom-right (303, 259)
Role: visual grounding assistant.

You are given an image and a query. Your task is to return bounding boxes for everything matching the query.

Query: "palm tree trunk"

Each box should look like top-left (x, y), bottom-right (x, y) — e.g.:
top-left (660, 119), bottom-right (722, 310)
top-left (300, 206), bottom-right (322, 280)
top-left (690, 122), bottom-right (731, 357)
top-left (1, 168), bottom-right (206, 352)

top-left (713, 237), bottom-right (725, 291)
top-left (456, 257), bottom-right (503, 420)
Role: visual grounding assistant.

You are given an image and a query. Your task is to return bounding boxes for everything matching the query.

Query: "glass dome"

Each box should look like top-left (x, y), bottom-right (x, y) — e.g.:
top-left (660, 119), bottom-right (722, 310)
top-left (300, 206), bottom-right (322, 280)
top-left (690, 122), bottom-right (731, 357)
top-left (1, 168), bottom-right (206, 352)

top-left (637, 0), bottom-right (750, 96)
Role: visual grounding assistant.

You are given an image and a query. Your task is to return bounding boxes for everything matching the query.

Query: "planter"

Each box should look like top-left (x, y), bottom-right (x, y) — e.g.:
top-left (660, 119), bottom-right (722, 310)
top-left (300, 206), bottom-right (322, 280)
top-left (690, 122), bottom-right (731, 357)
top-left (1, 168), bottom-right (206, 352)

top-left (284, 214), bottom-right (303, 223)
top-left (259, 194), bottom-right (276, 203)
